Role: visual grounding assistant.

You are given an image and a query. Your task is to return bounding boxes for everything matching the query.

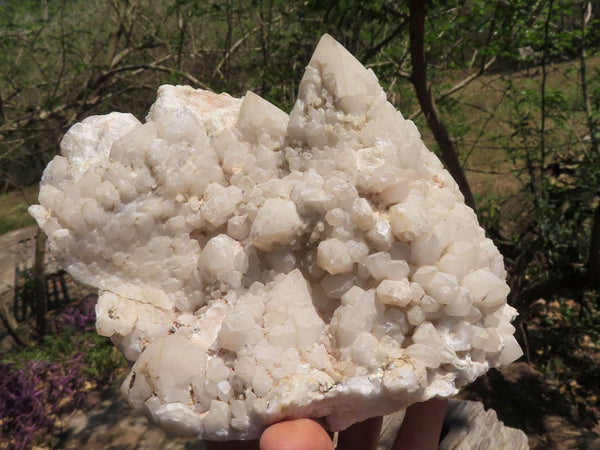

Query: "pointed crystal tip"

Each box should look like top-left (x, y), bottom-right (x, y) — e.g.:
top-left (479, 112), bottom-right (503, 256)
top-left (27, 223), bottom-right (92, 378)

top-left (238, 91), bottom-right (288, 142)
top-left (308, 34), bottom-right (380, 99)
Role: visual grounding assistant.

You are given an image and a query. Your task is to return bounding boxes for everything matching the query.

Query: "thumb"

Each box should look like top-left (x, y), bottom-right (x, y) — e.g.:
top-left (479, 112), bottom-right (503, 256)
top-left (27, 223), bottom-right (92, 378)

top-left (259, 419), bottom-right (334, 450)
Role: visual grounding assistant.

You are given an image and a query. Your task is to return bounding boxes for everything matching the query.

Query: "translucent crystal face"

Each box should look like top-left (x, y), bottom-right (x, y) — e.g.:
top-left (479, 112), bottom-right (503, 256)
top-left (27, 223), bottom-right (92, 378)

top-left (30, 34), bottom-right (522, 440)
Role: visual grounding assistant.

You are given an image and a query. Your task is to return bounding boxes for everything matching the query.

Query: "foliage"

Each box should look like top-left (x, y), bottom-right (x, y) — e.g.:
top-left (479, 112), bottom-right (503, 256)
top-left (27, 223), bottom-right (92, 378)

top-left (475, 188), bottom-right (503, 236)
top-left (0, 358), bottom-right (84, 449)
top-left (48, 294), bottom-right (97, 333)
top-left (0, 296), bottom-right (126, 449)
top-left (0, 0), bottom-right (597, 311)
top-left (0, 0), bottom-right (597, 294)
top-left (0, 0), bottom-right (598, 445)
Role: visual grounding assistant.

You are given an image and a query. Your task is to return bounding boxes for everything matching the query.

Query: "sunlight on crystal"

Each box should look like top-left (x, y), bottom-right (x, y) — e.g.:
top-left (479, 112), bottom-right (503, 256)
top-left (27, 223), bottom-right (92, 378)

top-left (29, 34), bottom-right (522, 440)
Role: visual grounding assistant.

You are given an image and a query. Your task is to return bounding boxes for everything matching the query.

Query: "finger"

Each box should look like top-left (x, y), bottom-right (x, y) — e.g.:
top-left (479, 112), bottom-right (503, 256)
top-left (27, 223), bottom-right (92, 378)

top-left (392, 398), bottom-right (448, 450)
top-left (336, 416), bottom-right (383, 450)
top-left (259, 418), bottom-right (334, 450)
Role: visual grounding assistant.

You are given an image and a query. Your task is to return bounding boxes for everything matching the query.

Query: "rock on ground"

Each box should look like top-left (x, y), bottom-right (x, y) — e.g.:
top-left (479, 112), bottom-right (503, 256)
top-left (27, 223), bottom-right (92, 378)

top-left (439, 400), bottom-right (528, 449)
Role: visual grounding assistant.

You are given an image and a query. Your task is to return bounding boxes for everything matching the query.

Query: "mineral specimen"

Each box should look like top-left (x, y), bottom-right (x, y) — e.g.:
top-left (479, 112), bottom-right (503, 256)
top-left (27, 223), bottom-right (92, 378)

top-left (29, 34), bottom-right (523, 440)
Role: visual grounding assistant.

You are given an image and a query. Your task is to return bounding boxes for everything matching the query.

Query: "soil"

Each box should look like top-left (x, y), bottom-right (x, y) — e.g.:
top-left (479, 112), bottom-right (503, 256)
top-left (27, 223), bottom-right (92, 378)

top-left (460, 363), bottom-right (600, 449)
top-left (458, 298), bottom-right (600, 450)
top-left (58, 361), bottom-right (599, 449)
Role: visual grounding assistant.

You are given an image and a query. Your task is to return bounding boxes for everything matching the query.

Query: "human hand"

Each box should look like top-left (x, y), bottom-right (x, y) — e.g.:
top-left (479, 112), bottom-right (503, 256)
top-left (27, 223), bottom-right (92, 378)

top-left (205, 397), bottom-right (448, 450)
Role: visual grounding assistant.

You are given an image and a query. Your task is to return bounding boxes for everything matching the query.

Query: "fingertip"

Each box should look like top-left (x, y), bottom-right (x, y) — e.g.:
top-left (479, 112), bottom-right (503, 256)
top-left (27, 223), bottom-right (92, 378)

top-left (259, 419), bottom-right (334, 450)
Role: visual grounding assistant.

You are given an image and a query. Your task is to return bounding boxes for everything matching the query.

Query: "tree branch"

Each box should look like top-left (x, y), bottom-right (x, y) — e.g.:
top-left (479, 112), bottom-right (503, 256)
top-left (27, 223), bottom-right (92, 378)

top-left (99, 63), bottom-right (212, 91)
top-left (0, 291), bottom-right (28, 346)
top-left (515, 273), bottom-right (579, 307)
top-left (362, 22), bottom-right (408, 62)
top-left (437, 56), bottom-right (497, 103)
top-left (408, 0), bottom-right (477, 212)
top-left (213, 24), bottom-right (262, 78)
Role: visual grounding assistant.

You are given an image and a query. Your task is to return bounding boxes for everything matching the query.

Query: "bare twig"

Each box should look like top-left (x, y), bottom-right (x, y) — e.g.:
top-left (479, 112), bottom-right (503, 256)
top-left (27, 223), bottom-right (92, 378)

top-left (519, 320), bottom-right (532, 364)
top-left (213, 25), bottom-right (262, 78)
top-left (437, 56), bottom-right (497, 103)
top-left (362, 22), bottom-right (408, 62)
top-left (100, 63), bottom-right (212, 91)
top-left (538, 0), bottom-right (555, 205)
top-left (0, 292), bottom-right (28, 346)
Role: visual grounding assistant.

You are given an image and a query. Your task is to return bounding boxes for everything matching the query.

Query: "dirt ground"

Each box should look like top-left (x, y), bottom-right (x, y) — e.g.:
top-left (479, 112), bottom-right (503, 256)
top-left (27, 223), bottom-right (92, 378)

top-left (460, 358), bottom-right (600, 449)
top-left (62, 361), bottom-right (597, 449)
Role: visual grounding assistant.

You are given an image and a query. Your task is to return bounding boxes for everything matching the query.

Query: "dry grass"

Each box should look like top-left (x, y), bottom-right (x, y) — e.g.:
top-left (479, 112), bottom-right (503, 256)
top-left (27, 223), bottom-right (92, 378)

top-left (417, 55), bottom-right (600, 202)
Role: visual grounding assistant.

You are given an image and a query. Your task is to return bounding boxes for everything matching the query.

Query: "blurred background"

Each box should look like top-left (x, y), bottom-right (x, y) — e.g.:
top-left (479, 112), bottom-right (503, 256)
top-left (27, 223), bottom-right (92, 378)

top-left (0, 1), bottom-right (598, 448)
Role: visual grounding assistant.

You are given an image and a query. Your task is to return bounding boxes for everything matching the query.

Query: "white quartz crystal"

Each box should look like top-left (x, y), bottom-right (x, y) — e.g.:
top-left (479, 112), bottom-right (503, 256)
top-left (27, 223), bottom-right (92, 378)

top-left (30, 34), bottom-right (522, 441)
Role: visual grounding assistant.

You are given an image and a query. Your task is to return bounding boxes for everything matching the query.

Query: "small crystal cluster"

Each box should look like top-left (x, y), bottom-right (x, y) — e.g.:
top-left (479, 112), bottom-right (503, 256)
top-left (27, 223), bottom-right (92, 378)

top-left (30, 35), bottom-right (522, 440)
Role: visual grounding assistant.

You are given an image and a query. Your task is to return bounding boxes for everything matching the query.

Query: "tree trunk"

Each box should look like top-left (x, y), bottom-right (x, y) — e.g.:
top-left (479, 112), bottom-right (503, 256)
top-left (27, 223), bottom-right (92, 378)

top-left (34, 230), bottom-right (48, 336)
top-left (408, 0), bottom-right (477, 213)
top-left (586, 202), bottom-right (600, 288)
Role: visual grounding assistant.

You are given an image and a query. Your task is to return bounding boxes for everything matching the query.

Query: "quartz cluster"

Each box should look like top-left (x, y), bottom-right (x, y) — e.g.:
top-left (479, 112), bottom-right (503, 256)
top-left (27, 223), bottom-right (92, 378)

top-left (30, 35), bottom-right (522, 440)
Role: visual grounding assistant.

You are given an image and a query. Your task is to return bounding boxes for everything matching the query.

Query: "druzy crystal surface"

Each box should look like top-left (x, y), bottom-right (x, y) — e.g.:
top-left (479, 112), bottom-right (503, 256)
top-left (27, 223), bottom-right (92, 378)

top-left (30, 35), bottom-right (522, 440)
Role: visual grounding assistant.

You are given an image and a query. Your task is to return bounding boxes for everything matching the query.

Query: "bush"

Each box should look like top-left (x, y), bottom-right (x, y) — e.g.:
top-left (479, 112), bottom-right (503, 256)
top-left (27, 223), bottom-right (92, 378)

top-left (0, 296), bottom-right (126, 449)
top-left (0, 358), bottom-right (84, 449)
